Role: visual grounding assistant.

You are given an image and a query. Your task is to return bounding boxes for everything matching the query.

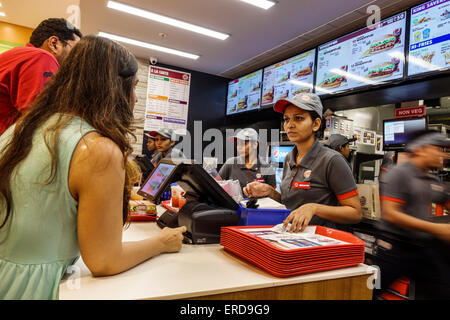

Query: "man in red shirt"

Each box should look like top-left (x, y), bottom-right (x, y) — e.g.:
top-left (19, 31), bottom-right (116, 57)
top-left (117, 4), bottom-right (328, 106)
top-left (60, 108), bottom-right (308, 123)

top-left (0, 18), bottom-right (82, 135)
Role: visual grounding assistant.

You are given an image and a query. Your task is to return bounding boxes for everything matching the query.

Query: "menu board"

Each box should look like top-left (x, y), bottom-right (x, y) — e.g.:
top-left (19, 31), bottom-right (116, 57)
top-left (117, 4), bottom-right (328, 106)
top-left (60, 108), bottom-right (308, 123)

top-left (408, 0), bottom-right (450, 76)
top-left (145, 66), bottom-right (190, 135)
top-left (316, 12), bottom-right (407, 95)
top-left (227, 70), bottom-right (263, 115)
top-left (261, 49), bottom-right (316, 106)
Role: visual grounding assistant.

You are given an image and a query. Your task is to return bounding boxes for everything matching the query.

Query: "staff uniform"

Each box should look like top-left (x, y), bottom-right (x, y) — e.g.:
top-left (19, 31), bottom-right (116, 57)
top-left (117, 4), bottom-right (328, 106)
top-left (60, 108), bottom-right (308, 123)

top-left (374, 132), bottom-right (450, 299)
top-left (219, 156), bottom-right (276, 189)
top-left (281, 140), bottom-right (359, 228)
top-left (273, 93), bottom-right (359, 229)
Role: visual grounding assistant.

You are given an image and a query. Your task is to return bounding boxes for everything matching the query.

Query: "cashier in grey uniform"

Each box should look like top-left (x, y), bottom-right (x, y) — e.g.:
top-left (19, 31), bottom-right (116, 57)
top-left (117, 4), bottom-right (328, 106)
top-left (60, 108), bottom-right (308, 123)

top-left (219, 128), bottom-right (276, 190)
top-left (244, 93), bottom-right (362, 233)
top-left (328, 134), bottom-right (356, 167)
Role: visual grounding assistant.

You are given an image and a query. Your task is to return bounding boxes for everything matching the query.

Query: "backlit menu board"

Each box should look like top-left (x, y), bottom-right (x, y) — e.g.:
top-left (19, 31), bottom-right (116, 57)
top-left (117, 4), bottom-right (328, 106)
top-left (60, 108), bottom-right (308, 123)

top-left (227, 69), bottom-right (263, 115)
top-left (316, 12), bottom-right (407, 95)
top-left (408, 0), bottom-right (450, 76)
top-left (261, 49), bottom-right (316, 106)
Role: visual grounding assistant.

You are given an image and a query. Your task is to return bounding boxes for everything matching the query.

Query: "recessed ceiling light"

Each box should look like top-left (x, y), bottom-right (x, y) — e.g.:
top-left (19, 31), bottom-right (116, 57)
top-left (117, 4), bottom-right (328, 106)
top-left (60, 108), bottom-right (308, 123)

top-left (239, 0), bottom-right (276, 10)
top-left (98, 32), bottom-right (200, 60)
top-left (107, 1), bottom-right (229, 40)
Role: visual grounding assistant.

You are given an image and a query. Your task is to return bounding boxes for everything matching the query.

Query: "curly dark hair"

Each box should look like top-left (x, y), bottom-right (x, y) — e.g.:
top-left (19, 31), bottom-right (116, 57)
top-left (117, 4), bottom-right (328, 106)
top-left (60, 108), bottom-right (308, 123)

top-left (29, 18), bottom-right (83, 48)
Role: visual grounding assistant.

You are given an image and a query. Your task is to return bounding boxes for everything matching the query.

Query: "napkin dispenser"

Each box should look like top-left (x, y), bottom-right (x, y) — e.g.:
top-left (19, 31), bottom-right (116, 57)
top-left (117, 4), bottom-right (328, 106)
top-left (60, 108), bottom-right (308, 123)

top-left (178, 201), bottom-right (239, 244)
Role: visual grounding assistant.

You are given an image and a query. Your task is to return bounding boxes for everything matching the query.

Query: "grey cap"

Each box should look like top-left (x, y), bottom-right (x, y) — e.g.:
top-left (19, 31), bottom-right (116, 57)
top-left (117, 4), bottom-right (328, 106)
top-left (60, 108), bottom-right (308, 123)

top-left (406, 131), bottom-right (450, 152)
top-left (328, 134), bottom-right (357, 150)
top-left (229, 128), bottom-right (259, 142)
top-left (274, 93), bottom-right (323, 117)
top-left (149, 128), bottom-right (177, 141)
top-left (144, 132), bottom-right (156, 140)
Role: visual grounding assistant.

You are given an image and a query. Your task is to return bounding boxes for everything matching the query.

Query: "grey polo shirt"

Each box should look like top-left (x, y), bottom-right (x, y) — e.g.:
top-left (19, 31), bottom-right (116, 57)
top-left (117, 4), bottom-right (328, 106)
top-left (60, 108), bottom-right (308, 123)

top-left (379, 162), bottom-right (449, 241)
top-left (219, 156), bottom-right (276, 190)
top-left (280, 140), bottom-right (358, 228)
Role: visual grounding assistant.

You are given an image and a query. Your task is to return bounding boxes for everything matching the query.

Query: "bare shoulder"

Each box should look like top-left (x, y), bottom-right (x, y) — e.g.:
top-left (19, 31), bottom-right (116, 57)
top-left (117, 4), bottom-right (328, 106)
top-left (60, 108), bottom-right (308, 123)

top-left (71, 132), bottom-right (125, 173)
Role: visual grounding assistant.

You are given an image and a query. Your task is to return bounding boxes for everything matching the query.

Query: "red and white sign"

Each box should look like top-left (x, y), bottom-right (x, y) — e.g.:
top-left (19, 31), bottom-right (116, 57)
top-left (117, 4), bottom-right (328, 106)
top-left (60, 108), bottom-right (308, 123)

top-left (395, 106), bottom-right (426, 118)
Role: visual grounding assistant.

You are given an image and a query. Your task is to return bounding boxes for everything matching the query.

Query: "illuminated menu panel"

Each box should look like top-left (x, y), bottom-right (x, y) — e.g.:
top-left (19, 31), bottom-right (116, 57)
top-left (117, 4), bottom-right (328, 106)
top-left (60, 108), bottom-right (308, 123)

top-left (261, 49), bottom-right (316, 106)
top-left (316, 12), bottom-right (407, 95)
top-left (227, 70), bottom-right (263, 115)
top-left (408, 0), bottom-right (450, 76)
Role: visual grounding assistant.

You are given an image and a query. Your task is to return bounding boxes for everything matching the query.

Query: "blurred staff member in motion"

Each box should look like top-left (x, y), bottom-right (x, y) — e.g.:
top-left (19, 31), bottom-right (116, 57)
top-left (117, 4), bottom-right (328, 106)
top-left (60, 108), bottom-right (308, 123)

top-left (149, 128), bottom-right (186, 165)
top-left (244, 93), bottom-right (362, 233)
top-left (219, 128), bottom-right (276, 190)
top-left (376, 130), bottom-right (450, 299)
top-left (0, 18), bottom-right (82, 135)
top-left (135, 133), bottom-right (158, 183)
top-left (327, 134), bottom-right (357, 167)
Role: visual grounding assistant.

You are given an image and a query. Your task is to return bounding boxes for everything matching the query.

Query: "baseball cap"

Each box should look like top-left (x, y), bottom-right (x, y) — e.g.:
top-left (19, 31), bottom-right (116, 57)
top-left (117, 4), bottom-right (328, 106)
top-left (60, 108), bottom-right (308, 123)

top-left (144, 133), bottom-right (156, 140)
top-left (229, 128), bottom-right (259, 142)
top-left (274, 93), bottom-right (323, 117)
top-left (406, 131), bottom-right (450, 152)
top-left (149, 128), bottom-right (177, 141)
top-left (328, 134), bottom-right (357, 150)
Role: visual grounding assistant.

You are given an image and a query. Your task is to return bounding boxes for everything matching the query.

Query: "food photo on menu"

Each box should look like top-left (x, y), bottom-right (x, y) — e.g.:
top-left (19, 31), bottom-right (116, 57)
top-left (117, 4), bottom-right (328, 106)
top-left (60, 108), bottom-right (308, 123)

top-left (316, 12), bottom-right (406, 94)
top-left (408, 0), bottom-right (450, 76)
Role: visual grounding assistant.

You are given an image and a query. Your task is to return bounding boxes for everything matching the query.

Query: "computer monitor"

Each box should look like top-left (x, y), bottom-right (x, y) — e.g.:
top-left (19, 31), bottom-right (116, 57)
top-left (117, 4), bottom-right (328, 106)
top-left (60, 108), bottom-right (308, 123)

top-left (138, 159), bottom-right (239, 211)
top-left (383, 117), bottom-right (427, 151)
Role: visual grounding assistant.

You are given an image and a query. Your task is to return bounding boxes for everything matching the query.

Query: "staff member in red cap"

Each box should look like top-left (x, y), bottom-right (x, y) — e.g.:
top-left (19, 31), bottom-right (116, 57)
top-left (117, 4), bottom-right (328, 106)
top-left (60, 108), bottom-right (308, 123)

top-left (149, 128), bottom-right (186, 165)
top-left (0, 18), bottom-right (82, 135)
top-left (244, 93), bottom-right (361, 232)
top-left (375, 130), bottom-right (450, 299)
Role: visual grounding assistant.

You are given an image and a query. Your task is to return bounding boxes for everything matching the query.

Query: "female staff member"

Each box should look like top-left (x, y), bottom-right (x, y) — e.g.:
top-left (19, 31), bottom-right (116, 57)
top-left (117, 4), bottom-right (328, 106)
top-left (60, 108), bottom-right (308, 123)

top-left (149, 128), bottom-right (186, 165)
top-left (0, 36), bottom-right (185, 300)
top-left (219, 128), bottom-right (276, 190)
top-left (244, 93), bottom-right (361, 233)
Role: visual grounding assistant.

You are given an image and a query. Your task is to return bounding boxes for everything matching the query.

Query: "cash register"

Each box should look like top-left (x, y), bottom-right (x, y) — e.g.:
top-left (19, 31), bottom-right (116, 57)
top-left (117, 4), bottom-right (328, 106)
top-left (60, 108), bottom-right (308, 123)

top-left (138, 159), bottom-right (240, 244)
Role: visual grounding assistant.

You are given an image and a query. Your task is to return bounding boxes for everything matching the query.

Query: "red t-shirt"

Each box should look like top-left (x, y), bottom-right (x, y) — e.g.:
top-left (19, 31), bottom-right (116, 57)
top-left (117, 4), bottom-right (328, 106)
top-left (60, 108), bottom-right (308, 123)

top-left (0, 43), bottom-right (59, 135)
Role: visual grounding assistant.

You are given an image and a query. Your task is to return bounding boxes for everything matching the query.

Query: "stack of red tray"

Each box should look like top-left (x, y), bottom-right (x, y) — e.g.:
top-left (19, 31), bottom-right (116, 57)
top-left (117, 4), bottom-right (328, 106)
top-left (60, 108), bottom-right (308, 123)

top-left (220, 225), bottom-right (365, 278)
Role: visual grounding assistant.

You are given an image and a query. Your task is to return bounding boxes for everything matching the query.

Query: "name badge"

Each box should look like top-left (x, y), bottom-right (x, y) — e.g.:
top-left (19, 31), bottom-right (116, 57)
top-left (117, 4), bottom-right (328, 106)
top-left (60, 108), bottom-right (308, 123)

top-left (254, 179), bottom-right (265, 183)
top-left (293, 182), bottom-right (311, 190)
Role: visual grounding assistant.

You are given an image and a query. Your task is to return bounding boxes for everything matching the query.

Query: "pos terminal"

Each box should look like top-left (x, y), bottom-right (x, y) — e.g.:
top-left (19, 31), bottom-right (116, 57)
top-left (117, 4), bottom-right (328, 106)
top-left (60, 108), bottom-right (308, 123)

top-left (138, 159), bottom-right (240, 244)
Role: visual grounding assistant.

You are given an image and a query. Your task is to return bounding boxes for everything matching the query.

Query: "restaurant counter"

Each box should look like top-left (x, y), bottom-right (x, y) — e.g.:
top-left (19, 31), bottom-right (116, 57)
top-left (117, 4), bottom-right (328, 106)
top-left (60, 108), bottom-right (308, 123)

top-left (59, 206), bottom-right (377, 300)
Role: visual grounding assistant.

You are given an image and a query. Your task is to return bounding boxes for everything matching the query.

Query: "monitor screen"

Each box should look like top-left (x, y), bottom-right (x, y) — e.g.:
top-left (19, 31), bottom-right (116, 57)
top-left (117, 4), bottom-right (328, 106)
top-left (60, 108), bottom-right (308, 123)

top-left (227, 69), bottom-right (263, 115)
top-left (139, 162), bottom-right (177, 198)
top-left (261, 49), bottom-right (316, 106)
top-left (316, 12), bottom-right (407, 95)
top-left (408, 0), bottom-right (450, 76)
top-left (383, 117), bottom-right (427, 150)
top-left (270, 145), bottom-right (295, 163)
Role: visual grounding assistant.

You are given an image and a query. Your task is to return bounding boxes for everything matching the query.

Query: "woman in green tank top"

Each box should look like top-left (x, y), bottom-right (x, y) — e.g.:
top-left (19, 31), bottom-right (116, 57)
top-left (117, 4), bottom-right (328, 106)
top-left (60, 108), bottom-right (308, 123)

top-left (0, 36), bottom-right (186, 300)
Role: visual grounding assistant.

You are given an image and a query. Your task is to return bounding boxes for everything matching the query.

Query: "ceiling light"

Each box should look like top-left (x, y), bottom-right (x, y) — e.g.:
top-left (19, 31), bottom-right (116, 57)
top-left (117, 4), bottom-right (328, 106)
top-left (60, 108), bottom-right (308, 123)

top-left (239, 0), bottom-right (276, 10)
top-left (98, 32), bottom-right (200, 60)
top-left (107, 1), bottom-right (229, 40)
top-left (0, 12), bottom-right (5, 17)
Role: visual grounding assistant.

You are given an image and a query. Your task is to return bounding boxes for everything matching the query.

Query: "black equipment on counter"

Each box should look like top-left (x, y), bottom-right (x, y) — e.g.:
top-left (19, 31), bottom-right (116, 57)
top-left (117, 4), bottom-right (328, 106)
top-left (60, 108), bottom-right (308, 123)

top-left (141, 159), bottom-right (240, 244)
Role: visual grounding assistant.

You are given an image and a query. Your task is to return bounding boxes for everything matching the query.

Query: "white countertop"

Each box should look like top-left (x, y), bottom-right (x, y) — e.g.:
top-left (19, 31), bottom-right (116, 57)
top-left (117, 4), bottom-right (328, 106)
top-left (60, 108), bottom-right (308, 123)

top-left (59, 207), bottom-right (378, 300)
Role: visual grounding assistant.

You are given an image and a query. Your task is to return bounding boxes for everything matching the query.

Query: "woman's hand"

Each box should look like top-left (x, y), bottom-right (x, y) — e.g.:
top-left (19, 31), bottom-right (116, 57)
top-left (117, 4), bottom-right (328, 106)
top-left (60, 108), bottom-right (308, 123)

top-left (283, 203), bottom-right (317, 233)
top-left (158, 226), bottom-right (186, 253)
top-left (243, 182), bottom-right (273, 198)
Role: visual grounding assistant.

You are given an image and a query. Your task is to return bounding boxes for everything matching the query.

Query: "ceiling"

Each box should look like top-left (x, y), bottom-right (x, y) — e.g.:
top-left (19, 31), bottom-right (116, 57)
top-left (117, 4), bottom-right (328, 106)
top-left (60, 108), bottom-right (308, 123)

top-left (1, 0), bottom-right (426, 79)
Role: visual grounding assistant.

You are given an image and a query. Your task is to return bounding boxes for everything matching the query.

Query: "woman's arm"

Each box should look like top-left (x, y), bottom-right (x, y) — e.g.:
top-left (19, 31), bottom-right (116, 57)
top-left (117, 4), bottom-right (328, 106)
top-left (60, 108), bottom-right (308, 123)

top-left (69, 132), bottom-right (185, 277)
top-left (283, 195), bottom-right (362, 232)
